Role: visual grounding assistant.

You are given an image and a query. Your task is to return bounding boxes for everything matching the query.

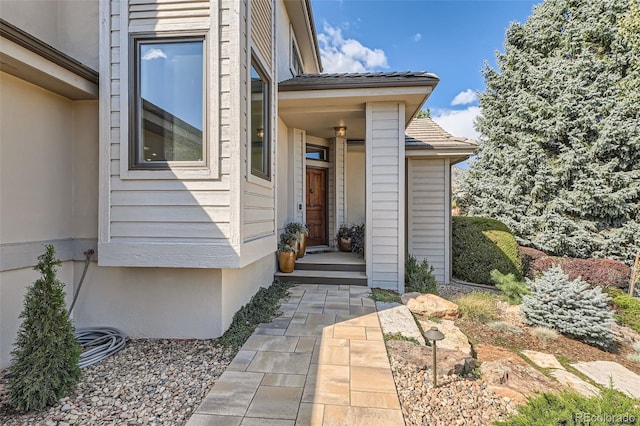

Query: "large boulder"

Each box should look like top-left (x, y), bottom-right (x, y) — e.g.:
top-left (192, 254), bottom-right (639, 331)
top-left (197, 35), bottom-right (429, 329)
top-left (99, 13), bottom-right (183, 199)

top-left (418, 319), bottom-right (472, 357)
top-left (476, 344), bottom-right (558, 404)
top-left (401, 293), bottom-right (459, 319)
top-left (385, 340), bottom-right (474, 376)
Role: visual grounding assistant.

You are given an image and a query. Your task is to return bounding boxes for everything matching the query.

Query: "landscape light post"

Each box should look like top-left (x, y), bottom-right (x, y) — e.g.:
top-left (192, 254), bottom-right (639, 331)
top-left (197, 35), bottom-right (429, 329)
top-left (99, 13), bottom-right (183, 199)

top-left (424, 326), bottom-right (445, 387)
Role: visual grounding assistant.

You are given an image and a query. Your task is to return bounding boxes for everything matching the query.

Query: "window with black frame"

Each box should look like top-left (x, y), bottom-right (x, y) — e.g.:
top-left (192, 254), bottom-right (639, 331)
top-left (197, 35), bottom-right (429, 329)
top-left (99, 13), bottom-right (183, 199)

top-left (132, 36), bottom-right (205, 168)
top-left (250, 60), bottom-right (270, 180)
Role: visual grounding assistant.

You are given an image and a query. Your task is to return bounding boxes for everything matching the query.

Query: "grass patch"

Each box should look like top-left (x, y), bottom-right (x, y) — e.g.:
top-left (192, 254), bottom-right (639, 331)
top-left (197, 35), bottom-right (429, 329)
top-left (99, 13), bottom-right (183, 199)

top-left (455, 291), bottom-right (499, 323)
top-left (217, 280), bottom-right (292, 348)
top-left (528, 326), bottom-right (560, 342)
top-left (371, 288), bottom-right (401, 303)
top-left (496, 387), bottom-right (640, 426)
top-left (626, 353), bottom-right (640, 364)
top-left (383, 332), bottom-right (421, 345)
top-left (487, 321), bottom-right (523, 334)
top-left (608, 288), bottom-right (640, 334)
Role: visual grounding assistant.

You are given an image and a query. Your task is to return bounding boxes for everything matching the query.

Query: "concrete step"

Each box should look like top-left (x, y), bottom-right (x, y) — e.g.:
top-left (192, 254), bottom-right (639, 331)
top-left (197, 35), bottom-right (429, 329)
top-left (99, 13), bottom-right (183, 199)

top-left (275, 269), bottom-right (367, 286)
top-left (294, 262), bottom-right (365, 272)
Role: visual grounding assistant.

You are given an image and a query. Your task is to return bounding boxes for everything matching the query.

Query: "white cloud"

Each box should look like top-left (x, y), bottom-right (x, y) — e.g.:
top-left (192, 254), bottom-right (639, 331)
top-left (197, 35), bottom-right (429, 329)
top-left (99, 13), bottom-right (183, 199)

top-left (432, 106), bottom-right (481, 141)
top-left (451, 89), bottom-right (478, 106)
top-left (413, 33), bottom-right (422, 42)
top-left (142, 48), bottom-right (167, 61)
top-left (318, 23), bottom-right (388, 73)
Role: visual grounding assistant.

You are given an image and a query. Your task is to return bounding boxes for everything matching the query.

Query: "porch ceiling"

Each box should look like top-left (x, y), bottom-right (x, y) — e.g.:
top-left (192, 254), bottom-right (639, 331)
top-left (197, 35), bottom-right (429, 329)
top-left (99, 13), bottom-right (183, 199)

top-left (278, 86), bottom-right (435, 140)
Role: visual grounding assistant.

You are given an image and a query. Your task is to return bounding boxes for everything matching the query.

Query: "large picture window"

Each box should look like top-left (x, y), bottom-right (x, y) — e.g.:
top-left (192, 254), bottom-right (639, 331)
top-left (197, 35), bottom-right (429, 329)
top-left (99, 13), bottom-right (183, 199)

top-left (250, 59), bottom-right (270, 180)
top-left (132, 36), bottom-right (205, 168)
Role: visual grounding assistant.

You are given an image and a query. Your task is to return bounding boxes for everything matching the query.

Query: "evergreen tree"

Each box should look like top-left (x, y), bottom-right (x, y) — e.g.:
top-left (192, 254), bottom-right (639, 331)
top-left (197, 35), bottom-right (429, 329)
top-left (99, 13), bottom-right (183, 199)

top-left (461, 0), bottom-right (640, 264)
top-left (521, 266), bottom-right (615, 348)
top-left (8, 245), bottom-right (81, 412)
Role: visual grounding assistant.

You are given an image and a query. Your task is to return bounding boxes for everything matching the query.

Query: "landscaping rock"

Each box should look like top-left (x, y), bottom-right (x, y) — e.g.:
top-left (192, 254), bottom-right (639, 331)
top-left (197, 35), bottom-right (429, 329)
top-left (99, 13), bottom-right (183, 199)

top-left (476, 344), bottom-right (558, 398)
top-left (571, 361), bottom-right (640, 398)
top-left (521, 350), bottom-right (564, 370)
top-left (386, 340), bottom-right (517, 425)
top-left (418, 319), bottom-right (472, 357)
top-left (385, 340), bottom-right (474, 376)
top-left (376, 302), bottom-right (426, 345)
top-left (402, 293), bottom-right (459, 319)
top-left (549, 370), bottom-right (599, 397)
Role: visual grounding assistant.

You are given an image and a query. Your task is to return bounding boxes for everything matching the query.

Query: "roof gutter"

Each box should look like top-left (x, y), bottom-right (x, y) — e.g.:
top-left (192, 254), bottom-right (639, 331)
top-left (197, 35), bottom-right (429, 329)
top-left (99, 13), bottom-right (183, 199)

top-left (303, 0), bottom-right (322, 72)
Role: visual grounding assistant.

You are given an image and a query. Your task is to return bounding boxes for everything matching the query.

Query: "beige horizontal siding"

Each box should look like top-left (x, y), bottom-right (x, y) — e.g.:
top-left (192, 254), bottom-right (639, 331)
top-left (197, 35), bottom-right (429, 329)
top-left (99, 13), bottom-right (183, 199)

top-left (408, 158), bottom-right (447, 282)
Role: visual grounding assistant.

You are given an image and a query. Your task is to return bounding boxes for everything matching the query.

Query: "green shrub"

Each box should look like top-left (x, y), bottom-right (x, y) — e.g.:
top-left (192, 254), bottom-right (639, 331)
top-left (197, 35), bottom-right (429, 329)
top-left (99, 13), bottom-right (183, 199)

top-left (218, 280), bottom-right (292, 348)
top-left (522, 266), bottom-right (615, 348)
top-left (7, 245), bottom-right (81, 412)
top-left (607, 288), bottom-right (640, 334)
top-left (455, 291), bottom-right (499, 323)
top-left (490, 269), bottom-right (529, 304)
top-left (452, 216), bottom-right (522, 285)
top-left (496, 388), bottom-right (640, 426)
top-left (405, 254), bottom-right (438, 294)
top-left (370, 288), bottom-right (401, 303)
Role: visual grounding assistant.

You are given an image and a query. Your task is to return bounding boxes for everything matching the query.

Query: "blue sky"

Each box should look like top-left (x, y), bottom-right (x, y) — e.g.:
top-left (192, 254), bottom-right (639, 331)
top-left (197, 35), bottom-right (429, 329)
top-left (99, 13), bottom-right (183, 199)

top-left (311, 0), bottom-right (540, 141)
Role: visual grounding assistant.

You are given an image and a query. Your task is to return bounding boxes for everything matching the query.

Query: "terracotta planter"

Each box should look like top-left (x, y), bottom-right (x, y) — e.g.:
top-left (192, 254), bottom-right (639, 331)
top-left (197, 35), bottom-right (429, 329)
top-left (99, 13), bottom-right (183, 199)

top-left (297, 233), bottom-right (307, 258)
top-left (338, 237), bottom-right (352, 252)
top-left (278, 251), bottom-right (296, 273)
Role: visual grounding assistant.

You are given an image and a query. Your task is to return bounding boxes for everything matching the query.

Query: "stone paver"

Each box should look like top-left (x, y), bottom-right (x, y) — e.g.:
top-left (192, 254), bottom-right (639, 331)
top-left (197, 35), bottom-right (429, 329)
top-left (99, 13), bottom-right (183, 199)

top-left (572, 361), bottom-right (640, 398)
top-left (549, 369), bottom-right (600, 397)
top-left (188, 285), bottom-right (404, 426)
top-left (376, 301), bottom-right (426, 344)
top-left (521, 350), bottom-right (565, 370)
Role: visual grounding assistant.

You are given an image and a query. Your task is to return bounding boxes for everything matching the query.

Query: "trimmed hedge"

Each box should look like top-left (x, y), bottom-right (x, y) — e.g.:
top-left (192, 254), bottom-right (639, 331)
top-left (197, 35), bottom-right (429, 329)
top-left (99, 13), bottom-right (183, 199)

top-left (529, 256), bottom-right (631, 289)
top-left (452, 216), bottom-right (522, 285)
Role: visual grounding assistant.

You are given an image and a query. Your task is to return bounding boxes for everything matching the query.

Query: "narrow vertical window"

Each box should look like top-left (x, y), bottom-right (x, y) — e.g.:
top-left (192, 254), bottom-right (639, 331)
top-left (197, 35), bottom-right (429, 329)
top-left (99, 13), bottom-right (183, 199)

top-left (250, 60), bottom-right (270, 180)
top-left (132, 37), bottom-right (205, 168)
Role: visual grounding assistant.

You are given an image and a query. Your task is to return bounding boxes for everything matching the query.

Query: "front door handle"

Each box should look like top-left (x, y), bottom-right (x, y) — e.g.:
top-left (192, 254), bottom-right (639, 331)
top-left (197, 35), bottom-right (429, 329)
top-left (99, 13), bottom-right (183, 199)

top-left (310, 188), bottom-right (315, 194)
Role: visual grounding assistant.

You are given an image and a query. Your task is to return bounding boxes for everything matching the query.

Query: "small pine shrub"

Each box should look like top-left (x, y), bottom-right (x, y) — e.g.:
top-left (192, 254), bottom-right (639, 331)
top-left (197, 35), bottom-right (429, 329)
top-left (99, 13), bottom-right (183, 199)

top-left (529, 256), bottom-right (630, 288)
top-left (607, 288), bottom-right (640, 334)
top-left (455, 291), bottom-right (499, 323)
top-left (521, 266), bottom-right (615, 348)
top-left (496, 388), bottom-right (640, 426)
top-left (490, 269), bottom-right (529, 304)
top-left (452, 216), bottom-right (522, 285)
top-left (405, 254), bottom-right (438, 294)
top-left (8, 245), bottom-right (81, 412)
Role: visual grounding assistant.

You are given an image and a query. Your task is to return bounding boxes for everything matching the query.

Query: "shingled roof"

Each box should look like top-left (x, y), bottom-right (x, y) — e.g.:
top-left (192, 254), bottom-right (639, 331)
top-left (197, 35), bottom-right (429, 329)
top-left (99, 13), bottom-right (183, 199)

top-left (405, 117), bottom-right (477, 150)
top-left (279, 71), bottom-right (439, 91)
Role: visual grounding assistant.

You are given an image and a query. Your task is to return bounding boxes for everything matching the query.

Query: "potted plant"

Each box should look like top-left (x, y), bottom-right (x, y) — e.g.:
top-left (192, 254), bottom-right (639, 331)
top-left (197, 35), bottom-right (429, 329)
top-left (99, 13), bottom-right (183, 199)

top-left (277, 243), bottom-right (297, 273)
top-left (336, 223), bottom-right (352, 252)
top-left (281, 231), bottom-right (300, 252)
top-left (285, 222), bottom-right (309, 258)
top-left (350, 223), bottom-right (365, 256)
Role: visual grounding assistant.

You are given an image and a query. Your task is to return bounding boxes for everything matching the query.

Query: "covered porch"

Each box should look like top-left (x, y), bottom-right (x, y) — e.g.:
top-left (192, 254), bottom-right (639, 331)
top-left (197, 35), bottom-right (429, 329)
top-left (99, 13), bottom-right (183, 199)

top-left (277, 72), bottom-right (474, 292)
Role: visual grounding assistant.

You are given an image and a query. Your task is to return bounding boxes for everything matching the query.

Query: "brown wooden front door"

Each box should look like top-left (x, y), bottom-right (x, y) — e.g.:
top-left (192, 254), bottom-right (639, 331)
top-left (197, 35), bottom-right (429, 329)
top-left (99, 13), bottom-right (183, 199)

top-left (306, 167), bottom-right (327, 246)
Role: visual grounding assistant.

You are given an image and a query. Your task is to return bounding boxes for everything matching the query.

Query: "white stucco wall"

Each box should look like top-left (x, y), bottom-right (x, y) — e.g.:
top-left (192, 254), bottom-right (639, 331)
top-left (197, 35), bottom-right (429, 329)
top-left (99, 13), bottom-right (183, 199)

top-left (221, 253), bottom-right (276, 331)
top-left (0, 0), bottom-right (99, 70)
top-left (346, 147), bottom-right (366, 224)
top-left (72, 265), bottom-right (225, 338)
top-left (0, 72), bottom-right (74, 244)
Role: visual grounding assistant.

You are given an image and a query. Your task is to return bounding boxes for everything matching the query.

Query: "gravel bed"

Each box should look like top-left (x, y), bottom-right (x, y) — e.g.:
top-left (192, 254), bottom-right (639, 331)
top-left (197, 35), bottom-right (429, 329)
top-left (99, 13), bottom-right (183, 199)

top-left (388, 346), bottom-right (519, 426)
top-left (0, 339), bottom-right (235, 426)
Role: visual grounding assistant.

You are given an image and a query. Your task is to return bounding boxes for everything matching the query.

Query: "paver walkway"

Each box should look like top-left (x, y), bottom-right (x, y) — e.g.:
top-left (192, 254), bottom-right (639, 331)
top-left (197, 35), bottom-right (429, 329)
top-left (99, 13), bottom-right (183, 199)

top-left (187, 284), bottom-right (404, 426)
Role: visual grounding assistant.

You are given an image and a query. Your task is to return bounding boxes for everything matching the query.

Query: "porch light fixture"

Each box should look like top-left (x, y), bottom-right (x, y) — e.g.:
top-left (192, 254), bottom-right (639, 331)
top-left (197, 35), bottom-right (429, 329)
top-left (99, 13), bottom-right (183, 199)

top-left (334, 126), bottom-right (347, 138)
top-left (424, 326), bottom-right (445, 387)
top-left (256, 128), bottom-right (264, 139)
